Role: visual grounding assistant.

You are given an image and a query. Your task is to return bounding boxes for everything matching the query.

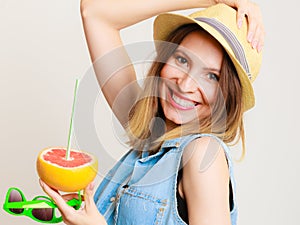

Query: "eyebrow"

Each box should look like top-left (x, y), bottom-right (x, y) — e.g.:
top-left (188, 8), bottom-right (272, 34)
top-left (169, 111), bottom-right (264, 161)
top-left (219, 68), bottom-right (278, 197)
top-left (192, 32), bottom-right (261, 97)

top-left (202, 67), bottom-right (221, 74)
top-left (175, 49), bottom-right (221, 74)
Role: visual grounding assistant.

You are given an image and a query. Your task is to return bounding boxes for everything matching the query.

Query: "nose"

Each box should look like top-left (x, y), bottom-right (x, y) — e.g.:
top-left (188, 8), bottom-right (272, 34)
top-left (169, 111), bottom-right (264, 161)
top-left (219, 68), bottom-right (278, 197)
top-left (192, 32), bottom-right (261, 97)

top-left (176, 73), bottom-right (198, 93)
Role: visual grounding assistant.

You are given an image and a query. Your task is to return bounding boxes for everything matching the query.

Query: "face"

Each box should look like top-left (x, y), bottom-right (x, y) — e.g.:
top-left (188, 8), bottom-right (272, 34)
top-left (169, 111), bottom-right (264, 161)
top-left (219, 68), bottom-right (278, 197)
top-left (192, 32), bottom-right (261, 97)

top-left (159, 30), bottom-right (224, 127)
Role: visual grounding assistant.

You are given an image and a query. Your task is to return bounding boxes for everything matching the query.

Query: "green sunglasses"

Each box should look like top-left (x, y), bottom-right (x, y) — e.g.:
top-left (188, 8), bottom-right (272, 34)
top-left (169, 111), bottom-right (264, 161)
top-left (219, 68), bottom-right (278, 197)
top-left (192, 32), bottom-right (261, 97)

top-left (3, 187), bottom-right (82, 223)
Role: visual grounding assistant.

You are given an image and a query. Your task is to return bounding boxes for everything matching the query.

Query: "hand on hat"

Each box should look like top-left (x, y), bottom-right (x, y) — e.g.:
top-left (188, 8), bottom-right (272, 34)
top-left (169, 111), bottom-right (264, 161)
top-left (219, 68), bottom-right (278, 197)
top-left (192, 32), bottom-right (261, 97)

top-left (219, 0), bottom-right (265, 52)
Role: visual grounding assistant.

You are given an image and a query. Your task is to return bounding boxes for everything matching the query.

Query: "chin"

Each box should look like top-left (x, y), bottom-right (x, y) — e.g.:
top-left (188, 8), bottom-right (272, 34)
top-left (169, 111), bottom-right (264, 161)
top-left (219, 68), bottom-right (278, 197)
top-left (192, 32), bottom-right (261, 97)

top-left (163, 107), bottom-right (197, 125)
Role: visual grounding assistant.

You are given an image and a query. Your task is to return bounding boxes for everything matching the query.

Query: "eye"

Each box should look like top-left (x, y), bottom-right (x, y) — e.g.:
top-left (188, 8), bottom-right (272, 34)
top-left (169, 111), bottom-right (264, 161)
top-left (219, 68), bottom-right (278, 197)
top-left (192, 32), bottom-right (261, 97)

top-left (207, 72), bottom-right (219, 81)
top-left (175, 55), bottom-right (188, 65)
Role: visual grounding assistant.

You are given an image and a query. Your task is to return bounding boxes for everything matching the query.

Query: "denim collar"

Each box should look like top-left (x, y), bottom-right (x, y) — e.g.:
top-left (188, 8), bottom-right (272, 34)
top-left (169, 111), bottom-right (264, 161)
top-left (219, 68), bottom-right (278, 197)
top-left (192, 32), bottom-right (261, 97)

top-left (140, 135), bottom-right (195, 159)
top-left (161, 135), bottom-right (194, 149)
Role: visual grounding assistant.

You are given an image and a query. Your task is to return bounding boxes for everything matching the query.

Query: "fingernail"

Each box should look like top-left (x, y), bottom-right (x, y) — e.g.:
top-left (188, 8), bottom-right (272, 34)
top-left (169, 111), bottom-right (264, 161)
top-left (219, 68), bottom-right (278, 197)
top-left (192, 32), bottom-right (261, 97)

top-left (39, 179), bottom-right (44, 187)
top-left (247, 32), bottom-right (253, 42)
top-left (89, 182), bottom-right (95, 190)
top-left (257, 44), bottom-right (263, 53)
top-left (238, 19), bottom-right (242, 29)
top-left (252, 40), bottom-right (258, 49)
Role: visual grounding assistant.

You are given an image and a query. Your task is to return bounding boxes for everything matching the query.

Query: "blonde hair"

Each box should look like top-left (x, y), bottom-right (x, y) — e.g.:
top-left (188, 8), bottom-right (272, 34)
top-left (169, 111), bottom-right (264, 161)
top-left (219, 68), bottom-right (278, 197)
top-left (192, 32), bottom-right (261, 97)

top-left (126, 24), bottom-right (245, 158)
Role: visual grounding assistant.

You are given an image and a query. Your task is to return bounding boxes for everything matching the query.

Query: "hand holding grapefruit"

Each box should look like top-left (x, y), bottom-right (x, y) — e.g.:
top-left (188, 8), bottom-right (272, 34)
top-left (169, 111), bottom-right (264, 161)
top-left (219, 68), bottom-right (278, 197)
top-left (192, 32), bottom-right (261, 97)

top-left (36, 147), bottom-right (98, 192)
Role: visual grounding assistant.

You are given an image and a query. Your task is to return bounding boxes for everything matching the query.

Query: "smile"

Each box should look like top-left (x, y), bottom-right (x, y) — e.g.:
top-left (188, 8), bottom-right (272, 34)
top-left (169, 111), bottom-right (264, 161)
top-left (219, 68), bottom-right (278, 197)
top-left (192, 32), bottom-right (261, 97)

top-left (168, 88), bottom-right (199, 110)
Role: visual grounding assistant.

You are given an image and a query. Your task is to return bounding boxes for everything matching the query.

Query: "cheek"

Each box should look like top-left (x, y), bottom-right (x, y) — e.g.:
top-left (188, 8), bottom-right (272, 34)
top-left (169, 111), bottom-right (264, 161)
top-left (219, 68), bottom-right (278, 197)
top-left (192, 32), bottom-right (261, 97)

top-left (206, 88), bottom-right (219, 104)
top-left (160, 65), bottom-right (169, 80)
top-left (160, 63), bottom-right (178, 80)
top-left (197, 81), bottom-right (220, 105)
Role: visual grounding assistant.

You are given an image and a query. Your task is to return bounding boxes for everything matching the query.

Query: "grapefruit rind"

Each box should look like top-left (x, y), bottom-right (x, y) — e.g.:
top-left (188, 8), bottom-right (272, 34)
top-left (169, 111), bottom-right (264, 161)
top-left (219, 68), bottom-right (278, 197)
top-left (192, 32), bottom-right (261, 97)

top-left (36, 147), bottom-right (98, 192)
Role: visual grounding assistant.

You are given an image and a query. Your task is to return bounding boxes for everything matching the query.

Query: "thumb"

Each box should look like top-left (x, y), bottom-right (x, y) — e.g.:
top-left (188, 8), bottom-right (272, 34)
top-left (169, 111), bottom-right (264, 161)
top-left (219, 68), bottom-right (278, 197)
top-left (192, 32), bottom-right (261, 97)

top-left (84, 182), bottom-right (95, 208)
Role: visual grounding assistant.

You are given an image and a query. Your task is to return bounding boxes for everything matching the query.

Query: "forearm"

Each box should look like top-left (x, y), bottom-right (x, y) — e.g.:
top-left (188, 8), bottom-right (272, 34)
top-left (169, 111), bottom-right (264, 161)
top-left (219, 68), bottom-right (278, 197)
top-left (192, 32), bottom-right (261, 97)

top-left (80, 0), bottom-right (244, 58)
top-left (80, 17), bottom-right (138, 126)
top-left (80, 1), bottom-right (143, 126)
top-left (80, 0), bottom-right (218, 30)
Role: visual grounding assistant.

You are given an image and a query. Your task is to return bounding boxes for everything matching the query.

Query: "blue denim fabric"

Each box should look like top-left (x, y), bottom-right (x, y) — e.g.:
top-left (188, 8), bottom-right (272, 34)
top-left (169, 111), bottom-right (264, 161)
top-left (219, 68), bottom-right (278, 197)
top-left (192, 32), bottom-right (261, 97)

top-left (94, 134), bottom-right (238, 225)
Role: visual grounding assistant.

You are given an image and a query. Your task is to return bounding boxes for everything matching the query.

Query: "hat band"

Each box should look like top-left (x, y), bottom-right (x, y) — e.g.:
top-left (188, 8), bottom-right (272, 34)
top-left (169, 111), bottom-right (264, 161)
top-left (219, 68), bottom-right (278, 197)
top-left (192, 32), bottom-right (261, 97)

top-left (194, 17), bottom-right (252, 80)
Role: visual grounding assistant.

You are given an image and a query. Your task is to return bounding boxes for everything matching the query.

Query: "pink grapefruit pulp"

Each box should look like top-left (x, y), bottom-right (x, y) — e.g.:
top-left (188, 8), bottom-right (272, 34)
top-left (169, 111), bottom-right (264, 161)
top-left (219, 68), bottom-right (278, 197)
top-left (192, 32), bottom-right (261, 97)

top-left (36, 147), bottom-right (98, 192)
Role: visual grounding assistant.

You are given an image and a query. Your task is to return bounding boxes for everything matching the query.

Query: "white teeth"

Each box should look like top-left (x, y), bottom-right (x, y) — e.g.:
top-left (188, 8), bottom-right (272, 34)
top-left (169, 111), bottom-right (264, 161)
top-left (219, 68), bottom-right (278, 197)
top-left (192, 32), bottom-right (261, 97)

top-left (172, 93), bottom-right (195, 108)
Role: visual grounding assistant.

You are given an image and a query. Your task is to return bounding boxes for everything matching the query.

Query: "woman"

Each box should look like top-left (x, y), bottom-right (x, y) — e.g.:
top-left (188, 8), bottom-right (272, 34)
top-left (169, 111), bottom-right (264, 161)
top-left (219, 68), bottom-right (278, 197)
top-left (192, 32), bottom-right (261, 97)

top-left (40, 0), bottom-right (264, 224)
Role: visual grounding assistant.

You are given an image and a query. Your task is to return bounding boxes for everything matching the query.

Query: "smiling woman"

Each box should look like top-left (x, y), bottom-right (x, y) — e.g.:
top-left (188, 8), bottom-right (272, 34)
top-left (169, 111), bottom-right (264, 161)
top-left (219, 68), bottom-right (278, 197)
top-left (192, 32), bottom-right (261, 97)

top-left (159, 28), bottom-right (224, 124)
top-left (38, 1), bottom-right (265, 225)
top-left (127, 23), bottom-right (245, 155)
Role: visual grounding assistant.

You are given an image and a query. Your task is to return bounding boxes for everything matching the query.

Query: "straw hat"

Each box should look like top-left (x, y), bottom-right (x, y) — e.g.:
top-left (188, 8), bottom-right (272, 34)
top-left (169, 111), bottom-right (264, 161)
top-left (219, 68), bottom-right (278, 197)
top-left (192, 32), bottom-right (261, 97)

top-left (153, 3), bottom-right (262, 111)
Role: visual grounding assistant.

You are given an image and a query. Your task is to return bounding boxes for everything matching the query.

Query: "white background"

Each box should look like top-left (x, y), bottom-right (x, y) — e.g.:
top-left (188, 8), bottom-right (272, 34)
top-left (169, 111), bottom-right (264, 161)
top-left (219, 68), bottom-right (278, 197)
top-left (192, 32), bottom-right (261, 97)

top-left (1, 0), bottom-right (300, 224)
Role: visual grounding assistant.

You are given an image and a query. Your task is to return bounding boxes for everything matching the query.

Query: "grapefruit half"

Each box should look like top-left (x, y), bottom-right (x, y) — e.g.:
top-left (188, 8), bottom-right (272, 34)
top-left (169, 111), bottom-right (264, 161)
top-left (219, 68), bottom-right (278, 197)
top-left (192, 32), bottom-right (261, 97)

top-left (36, 147), bottom-right (98, 192)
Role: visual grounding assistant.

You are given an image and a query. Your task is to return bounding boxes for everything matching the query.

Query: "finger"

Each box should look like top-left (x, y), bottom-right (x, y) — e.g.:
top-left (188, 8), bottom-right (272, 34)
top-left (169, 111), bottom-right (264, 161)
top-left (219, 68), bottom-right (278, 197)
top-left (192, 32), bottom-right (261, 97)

top-left (255, 26), bottom-right (265, 52)
top-left (83, 182), bottom-right (96, 209)
top-left (39, 179), bottom-right (73, 214)
top-left (257, 36), bottom-right (265, 52)
top-left (246, 15), bottom-right (257, 44)
top-left (236, 8), bottom-right (246, 29)
top-left (82, 182), bottom-right (107, 224)
top-left (62, 193), bottom-right (84, 201)
top-left (39, 180), bottom-right (60, 195)
top-left (252, 26), bottom-right (265, 52)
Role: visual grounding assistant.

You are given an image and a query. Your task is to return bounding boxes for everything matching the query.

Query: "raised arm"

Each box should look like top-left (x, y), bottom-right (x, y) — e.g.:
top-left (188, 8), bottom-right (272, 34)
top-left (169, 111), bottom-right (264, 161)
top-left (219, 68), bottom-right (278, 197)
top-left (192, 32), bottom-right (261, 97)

top-left (79, 0), bottom-right (215, 126)
top-left (80, 0), bottom-right (264, 126)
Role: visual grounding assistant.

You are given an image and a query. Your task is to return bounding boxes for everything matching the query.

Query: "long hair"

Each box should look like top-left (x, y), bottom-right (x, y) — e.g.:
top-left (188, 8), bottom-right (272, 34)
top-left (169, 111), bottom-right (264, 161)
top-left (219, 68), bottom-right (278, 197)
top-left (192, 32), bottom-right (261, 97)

top-left (126, 24), bottom-right (245, 157)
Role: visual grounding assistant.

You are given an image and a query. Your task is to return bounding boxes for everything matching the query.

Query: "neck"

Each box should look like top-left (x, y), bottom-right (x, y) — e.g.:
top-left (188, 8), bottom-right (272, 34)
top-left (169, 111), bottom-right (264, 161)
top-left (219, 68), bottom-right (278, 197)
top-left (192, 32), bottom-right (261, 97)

top-left (165, 119), bottom-right (179, 132)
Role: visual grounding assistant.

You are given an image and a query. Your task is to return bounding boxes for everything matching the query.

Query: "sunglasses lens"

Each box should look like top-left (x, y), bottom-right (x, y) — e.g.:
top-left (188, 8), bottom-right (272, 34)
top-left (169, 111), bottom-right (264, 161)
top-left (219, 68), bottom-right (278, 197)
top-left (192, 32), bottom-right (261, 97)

top-left (32, 208), bottom-right (53, 221)
top-left (31, 197), bottom-right (54, 221)
top-left (8, 189), bottom-right (24, 214)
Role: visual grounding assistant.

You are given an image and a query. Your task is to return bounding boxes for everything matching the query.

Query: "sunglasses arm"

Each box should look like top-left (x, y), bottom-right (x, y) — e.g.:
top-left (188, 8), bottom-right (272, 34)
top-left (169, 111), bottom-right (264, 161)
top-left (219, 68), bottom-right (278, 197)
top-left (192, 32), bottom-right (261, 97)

top-left (4, 200), bottom-right (56, 209)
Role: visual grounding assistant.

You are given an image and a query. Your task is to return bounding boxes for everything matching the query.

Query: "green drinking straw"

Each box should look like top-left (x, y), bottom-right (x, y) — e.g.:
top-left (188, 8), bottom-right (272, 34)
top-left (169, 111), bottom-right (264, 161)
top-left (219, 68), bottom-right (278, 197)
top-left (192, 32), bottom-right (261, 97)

top-left (66, 78), bottom-right (80, 160)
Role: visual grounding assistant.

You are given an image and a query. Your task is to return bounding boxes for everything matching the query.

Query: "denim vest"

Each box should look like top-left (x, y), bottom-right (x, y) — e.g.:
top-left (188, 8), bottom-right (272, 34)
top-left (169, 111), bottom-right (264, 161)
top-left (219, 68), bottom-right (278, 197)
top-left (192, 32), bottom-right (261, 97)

top-left (94, 134), bottom-right (238, 225)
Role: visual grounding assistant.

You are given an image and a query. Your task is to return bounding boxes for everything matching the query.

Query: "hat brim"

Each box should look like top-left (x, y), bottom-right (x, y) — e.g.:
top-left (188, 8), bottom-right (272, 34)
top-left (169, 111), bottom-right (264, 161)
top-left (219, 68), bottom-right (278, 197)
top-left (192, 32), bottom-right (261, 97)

top-left (153, 13), bottom-right (255, 111)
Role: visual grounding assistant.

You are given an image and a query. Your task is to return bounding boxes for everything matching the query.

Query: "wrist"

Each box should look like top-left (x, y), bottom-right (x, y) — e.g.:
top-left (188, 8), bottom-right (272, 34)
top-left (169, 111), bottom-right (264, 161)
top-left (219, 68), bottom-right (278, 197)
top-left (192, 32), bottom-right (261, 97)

top-left (214, 0), bottom-right (240, 8)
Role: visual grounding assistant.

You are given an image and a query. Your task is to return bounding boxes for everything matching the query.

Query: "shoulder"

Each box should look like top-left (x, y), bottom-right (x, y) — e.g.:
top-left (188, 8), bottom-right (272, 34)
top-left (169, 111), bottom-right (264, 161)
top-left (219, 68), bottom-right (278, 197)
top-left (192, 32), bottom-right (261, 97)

top-left (182, 135), bottom-right (229, 173)
top-left (180, 136), bottom-right (231, 223)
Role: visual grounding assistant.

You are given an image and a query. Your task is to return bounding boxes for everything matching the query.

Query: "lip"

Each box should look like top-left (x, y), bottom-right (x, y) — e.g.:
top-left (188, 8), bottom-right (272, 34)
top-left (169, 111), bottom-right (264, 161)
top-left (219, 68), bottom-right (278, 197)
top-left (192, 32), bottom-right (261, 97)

top-left (167, 88), bottom-right (200, 111)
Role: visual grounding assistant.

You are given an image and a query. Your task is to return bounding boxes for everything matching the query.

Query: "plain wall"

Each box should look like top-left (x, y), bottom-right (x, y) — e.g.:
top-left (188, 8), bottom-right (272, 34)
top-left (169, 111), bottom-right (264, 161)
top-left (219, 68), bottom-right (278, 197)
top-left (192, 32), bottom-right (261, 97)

top-left (1, 0), bottom-right (300, 224)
